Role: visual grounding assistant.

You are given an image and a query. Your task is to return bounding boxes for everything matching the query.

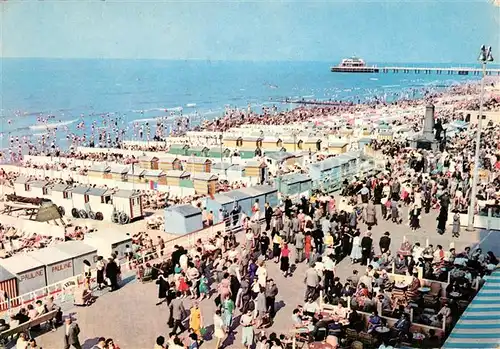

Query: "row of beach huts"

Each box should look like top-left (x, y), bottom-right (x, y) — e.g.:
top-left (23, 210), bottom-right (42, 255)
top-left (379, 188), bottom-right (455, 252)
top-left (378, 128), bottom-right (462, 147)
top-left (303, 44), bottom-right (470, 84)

top-left (13, 179), bottom-right (144, 224)
top-left (0, 232), bottom-right (132, 306)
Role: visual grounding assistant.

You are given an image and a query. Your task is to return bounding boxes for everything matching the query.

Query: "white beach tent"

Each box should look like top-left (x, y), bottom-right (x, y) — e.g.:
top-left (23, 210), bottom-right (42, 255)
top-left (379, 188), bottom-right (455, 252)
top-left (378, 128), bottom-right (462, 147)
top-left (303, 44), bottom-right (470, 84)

top-left (0, 254), bottom-right (46, 295)
top-left (28, 247), bottom-right (75, 285)
top-left (83, 231), bottom-right (132, 261)
top-left (54, 241), bottom-right (98, 277)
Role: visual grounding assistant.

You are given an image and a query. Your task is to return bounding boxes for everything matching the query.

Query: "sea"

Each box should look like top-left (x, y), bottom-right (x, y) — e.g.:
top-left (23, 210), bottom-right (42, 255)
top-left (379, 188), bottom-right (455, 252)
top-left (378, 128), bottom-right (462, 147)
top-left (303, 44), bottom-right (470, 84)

top-left (0, 59), bottom-right (486, 149)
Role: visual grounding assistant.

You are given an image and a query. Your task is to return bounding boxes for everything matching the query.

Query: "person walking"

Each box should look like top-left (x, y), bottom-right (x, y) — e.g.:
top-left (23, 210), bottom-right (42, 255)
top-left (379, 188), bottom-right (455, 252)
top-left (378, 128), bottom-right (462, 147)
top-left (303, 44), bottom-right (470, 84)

top-left (240, 309), bottom-right (255, 349)
top-left (304, 265), bottom-right (319, 301)
top-left (213, 310), bottom-right (226, 349)
top-left (350, 232), bottom-right (362, 264)
top-left (222, 297), bottom-right (235, 332)
top-left (95, 256), bottom-right (106, 290)
top-left (361, 231), bottom-right (373, 266)
top-left (63, 317), bottom-right (81, 349)
top-left (265, 279), bottom-right (279, 319)
top-left (295, 230), bottom-right (305, 263)
top-left (105, 257), bottom-right (119, 291)
top-left (170, 292), bottom-right (187, 336)
top-left (379, 232), bottom-right (391, 254)
top-left (189, 302), bottom-right (203, 338)
top-left (280, 243), bottom-right (290, 277)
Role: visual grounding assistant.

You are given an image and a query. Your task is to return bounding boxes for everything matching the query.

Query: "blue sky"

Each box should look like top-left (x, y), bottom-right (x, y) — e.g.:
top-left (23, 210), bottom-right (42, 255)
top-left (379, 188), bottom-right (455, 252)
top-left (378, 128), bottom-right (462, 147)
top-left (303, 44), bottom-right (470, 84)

top-left (1, 0), bottom-right (498, 63)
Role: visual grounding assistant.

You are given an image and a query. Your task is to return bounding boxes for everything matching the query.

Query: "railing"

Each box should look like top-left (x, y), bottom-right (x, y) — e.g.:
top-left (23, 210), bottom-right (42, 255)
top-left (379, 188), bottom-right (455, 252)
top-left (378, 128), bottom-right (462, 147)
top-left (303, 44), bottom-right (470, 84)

top-left (0, 222), bottom-right (226, 317)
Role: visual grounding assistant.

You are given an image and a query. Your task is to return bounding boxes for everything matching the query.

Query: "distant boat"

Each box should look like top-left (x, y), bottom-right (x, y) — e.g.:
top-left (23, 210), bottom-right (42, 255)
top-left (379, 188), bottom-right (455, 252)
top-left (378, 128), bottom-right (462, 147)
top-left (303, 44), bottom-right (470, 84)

top-left (331, 57), bottom-right (379, 73)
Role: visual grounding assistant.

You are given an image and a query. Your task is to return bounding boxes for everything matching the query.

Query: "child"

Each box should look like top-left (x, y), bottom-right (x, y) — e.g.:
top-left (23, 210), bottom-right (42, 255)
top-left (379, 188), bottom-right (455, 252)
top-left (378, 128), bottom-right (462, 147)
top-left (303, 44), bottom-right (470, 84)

top-left (177, 272), bottom-right (189, 298)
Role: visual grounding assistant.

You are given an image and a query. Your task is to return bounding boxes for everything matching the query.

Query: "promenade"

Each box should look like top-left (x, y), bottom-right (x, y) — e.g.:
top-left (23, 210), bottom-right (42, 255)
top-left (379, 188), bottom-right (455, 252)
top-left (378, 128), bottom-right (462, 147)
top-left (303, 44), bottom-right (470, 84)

top-left (30, 203), bottom-right (498, 349)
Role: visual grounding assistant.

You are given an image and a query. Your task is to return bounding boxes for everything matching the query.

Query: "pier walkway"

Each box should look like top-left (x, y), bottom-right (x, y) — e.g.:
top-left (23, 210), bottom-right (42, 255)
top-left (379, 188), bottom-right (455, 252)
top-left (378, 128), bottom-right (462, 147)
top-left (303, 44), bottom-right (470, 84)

top-left (330, 66), bottom-right (500, 75)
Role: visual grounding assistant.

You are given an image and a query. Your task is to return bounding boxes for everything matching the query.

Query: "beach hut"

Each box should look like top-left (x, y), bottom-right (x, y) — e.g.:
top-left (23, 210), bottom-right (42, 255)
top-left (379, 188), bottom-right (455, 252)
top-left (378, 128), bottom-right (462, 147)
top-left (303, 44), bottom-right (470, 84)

top-left (222, 135), bottom-right (243, 148)
top-left (275, 173), bottom-right (312, 200)
top-left (48, 183), bottom-right (72, 216)
top-left (0, 266), bottom-right (19, 310)
top-left (242, 136), bottom-right (263, 149)
top-left (244, 160), bottom-right (268, 184)
top-left (261, 137), bottom-right (282, 150)
top-left (54, 241), bottom-right (98, 277)
top-left (112, 189), bottom-right (144, 222)
top-left (377, 122), bottom-right (394, 141)
top-left (211, 163), bottom-right (233, 176)
top-left (309, 157), bottom-right (342, 191)
top-left (238, 148), bottom-right (261, 159)
top-left (158, 156), bottom-right (182, 171)
top-left (362, 127), bottom-right (372, 136)
top-left (71, 185), bottom-right (90, 216)
top-left (227, 165), bottom-right (246, 179)
top-left (187, 146), bottom-right (209, 157)
top-left (128, 167), bottom-right (146, 184)
top-left (0, 254), bottom-right (46, 295)
top-left (237, 186), bottom-right (267, 213)
top-left (168, 144), bottom-right (189, 156)
top-left (109, 164), bottom-right (130, 182)
top-left (186, 158), bottom-right (212, 173)
top-left (84, 231), bottom-right (132, 261)
top-left (85, 187), bottom-right (113, 220)
top-left (358, 137), bottom-right (372, 151)
top-left (208, 147), bottom-right (231, 159)
top-left (264, 152), bottom-right (296, 174)
top-left (281, 136), bottom-right (303, 152)
top-left (340, 127), bottom-right (354, 137)
top-left (29, 180), bottom-right (50, 197)
top-left (226, 189), bottom-right (253, 216)
top-left (328, 141), bottom-right (349, 154)
top-left (13, 177), bottom-right (30, 196)
top-left (165, 170), bottom-right (190, 187)
top-left (88, 164), bottom-right (111, 178)
top-left (142, 169), bottom-right (166, 185)
top-left (138, 156), bottom-right (159, 170)
top-left (192, 173), bottom-right (219, 195)
top-left (164, 204), bottom-right (203, 235)
top-left (302, 137), bottom-right (323, 152)
top-left (204, 194), bottom-right (235, 224)
top-left (28, 247), bottom-right (74, 285)
top-left (252, 185), bottom-right (279, 209)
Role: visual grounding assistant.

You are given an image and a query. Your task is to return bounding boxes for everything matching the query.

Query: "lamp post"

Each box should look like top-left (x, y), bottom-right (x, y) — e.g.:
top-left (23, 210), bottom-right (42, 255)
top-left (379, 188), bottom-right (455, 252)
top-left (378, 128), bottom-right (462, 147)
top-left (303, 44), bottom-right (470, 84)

top-left (467, 45), bottom-right (494, 230)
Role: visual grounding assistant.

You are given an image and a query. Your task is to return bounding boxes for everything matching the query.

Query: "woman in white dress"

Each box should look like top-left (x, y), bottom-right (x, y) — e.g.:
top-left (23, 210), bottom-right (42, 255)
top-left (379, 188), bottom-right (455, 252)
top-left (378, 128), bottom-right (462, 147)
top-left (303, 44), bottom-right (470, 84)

top-left (350, 232), bottom-right (362, 263)
top-left (213, 309), bottom-right (226, 349)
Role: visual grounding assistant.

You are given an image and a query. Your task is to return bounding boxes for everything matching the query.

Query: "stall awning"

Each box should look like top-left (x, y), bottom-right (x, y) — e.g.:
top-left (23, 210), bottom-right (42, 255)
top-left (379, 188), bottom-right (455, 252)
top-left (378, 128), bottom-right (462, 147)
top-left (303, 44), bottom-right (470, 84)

top-left (442, 267), bottom-right (500, 349)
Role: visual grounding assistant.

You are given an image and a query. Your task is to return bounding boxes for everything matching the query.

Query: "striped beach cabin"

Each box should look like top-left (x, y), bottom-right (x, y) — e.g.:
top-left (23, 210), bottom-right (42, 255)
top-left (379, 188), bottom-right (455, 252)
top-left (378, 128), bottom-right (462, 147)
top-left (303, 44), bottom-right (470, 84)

top-left (442, 267), bottom-right (500, 348)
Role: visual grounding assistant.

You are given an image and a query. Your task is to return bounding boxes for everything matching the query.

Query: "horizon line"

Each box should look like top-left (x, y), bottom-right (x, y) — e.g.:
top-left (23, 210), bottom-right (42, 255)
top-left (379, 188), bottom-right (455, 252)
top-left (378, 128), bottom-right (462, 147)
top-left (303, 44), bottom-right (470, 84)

top-left (0, 56), bottom-right (491, 66)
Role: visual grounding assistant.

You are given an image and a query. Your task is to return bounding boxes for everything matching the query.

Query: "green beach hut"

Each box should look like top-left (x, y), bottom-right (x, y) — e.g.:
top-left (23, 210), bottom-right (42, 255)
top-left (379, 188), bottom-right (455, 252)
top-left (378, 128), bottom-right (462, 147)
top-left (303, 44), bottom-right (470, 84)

top-left (169, 144), bottom-right (190, 156)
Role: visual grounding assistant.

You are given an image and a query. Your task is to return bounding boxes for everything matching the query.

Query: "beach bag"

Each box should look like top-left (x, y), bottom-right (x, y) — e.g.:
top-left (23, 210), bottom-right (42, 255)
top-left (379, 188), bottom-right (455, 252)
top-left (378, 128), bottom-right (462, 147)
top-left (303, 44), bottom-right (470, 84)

top-left (200, 327), bottom-right (207, 337)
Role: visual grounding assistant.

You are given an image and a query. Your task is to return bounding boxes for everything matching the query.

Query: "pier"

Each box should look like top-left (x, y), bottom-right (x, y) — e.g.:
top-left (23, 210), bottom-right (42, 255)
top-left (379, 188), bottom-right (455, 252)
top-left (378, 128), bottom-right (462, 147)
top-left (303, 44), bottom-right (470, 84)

top-left (380, 66), bottom-right (500, 75)
top-left (330, 66), bottom-right (500, 75)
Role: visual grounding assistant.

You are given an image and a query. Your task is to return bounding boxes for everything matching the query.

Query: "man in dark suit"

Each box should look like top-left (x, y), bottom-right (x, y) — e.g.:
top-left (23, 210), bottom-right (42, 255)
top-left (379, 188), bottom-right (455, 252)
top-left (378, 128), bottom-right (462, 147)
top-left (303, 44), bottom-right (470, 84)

top-left (360, 231), bottom-right (373, 266)
top-left (64, 317), bottom-right (81, 349)
top-left (378, 232), bottom-right (391, 254)
top-left (264, 202), bottom-right (273, 231)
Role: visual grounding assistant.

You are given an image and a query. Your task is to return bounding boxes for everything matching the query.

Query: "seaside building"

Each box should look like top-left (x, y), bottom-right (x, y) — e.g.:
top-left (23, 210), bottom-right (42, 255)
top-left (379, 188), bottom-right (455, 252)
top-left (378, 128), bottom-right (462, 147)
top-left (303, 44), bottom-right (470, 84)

top-left (138, 155), bottom-right (160, 170)
top-left (164, 204), bottom-right (204, 235)
top-left (274, 173), bottom-right (312, 201)
top-left (327, 141), bottom-right (349, 154)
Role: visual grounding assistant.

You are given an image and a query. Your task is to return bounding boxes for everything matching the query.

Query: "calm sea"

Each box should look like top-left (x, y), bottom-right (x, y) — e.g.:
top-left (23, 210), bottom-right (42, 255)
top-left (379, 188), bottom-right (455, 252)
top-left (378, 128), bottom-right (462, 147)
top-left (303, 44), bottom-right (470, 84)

top-left (0, 58), bottom-right (482, 148)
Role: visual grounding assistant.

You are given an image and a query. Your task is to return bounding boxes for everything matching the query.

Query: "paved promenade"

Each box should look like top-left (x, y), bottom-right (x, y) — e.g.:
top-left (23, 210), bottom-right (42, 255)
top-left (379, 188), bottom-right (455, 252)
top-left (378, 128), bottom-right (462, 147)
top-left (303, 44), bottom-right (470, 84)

top-left (31, 206), bottom-right (498, 349)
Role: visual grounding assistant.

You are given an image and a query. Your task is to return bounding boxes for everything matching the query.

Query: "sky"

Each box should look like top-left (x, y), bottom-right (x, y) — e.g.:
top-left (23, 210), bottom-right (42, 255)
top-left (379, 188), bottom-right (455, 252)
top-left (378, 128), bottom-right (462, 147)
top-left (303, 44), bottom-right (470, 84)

top-left (0, 0), bottom-right (499, 63)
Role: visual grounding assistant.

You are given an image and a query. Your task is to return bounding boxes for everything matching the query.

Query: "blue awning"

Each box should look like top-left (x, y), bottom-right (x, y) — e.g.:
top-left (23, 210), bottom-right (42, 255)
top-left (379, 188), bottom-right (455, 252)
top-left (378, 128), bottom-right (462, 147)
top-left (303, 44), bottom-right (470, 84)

top-left (442, 267), bottom-right (500, 349)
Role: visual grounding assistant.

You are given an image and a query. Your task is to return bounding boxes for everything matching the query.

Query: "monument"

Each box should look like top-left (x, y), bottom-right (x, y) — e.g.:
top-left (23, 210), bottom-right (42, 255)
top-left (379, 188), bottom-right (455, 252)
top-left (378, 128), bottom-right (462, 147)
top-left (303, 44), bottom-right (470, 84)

top-left (410, 104), bottom-right (440, 151)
